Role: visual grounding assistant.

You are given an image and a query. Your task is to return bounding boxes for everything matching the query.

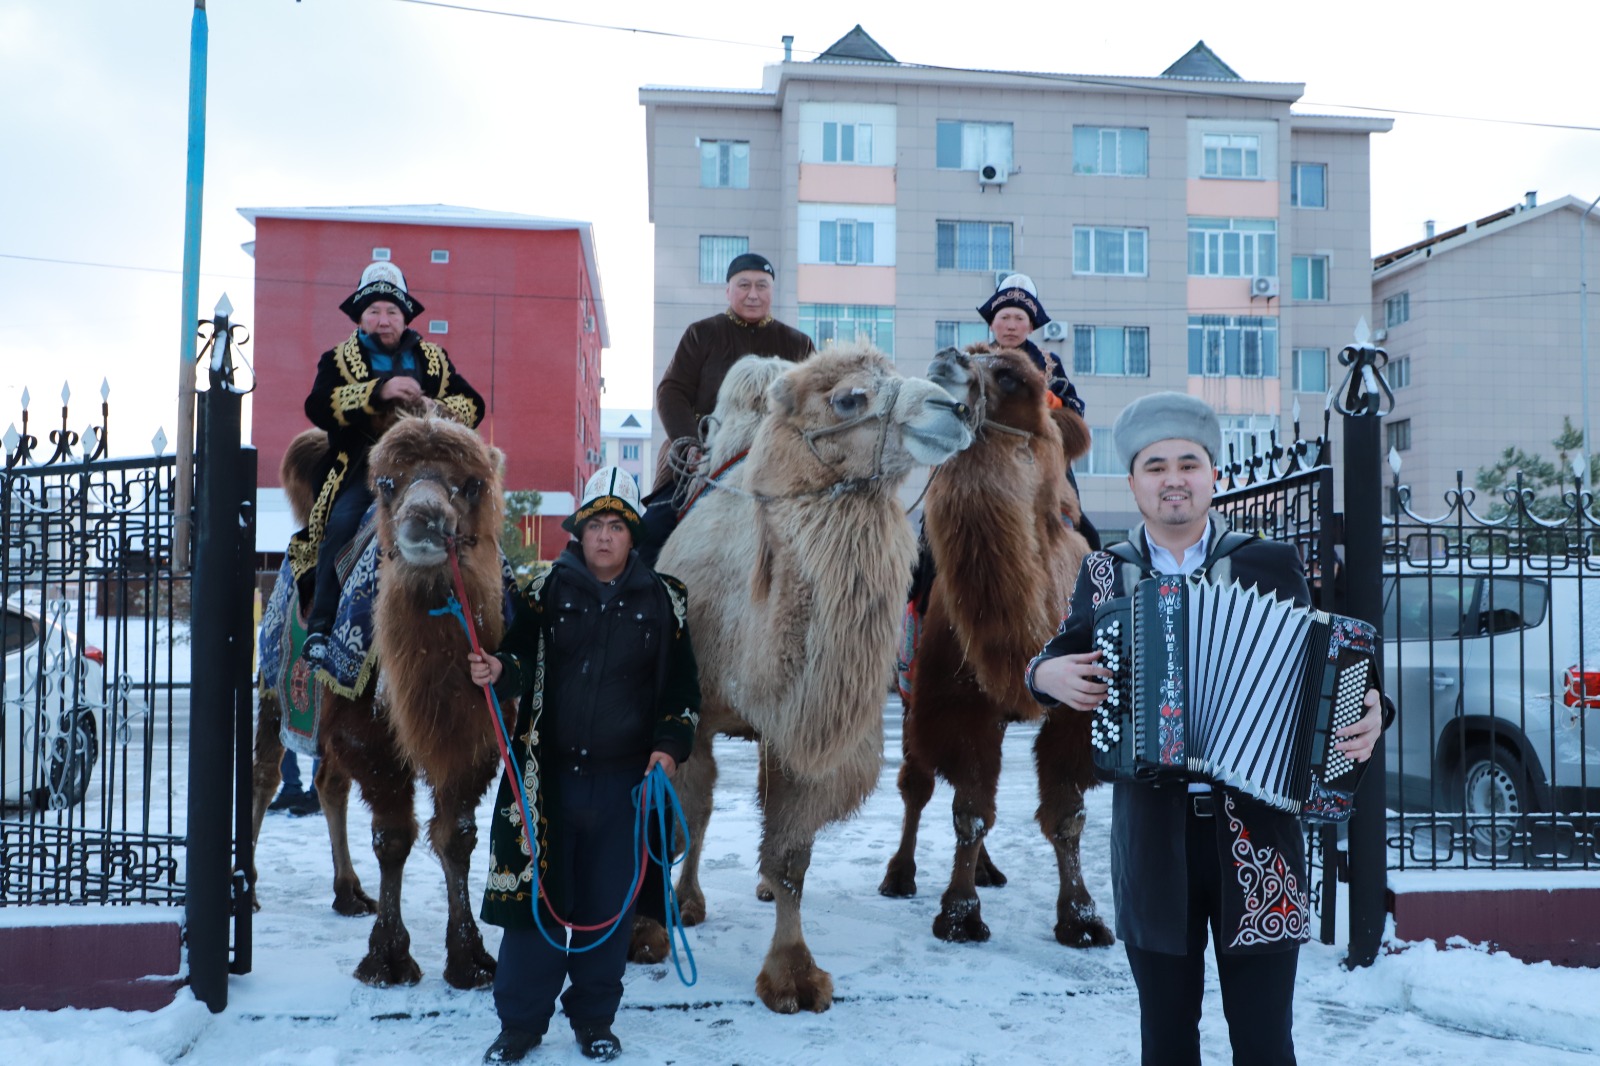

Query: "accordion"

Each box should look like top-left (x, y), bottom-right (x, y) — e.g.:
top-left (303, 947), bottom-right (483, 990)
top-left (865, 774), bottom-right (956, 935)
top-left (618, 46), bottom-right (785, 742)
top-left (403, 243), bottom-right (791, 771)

top-left (1088, 577), bottom-right (1378, 823)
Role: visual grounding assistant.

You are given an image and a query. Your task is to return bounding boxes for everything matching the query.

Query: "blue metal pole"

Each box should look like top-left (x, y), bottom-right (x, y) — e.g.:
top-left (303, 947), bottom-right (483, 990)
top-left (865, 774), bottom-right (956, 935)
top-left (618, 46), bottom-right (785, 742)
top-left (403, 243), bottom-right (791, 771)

top-left (175, 0), bottom-right (208, 571)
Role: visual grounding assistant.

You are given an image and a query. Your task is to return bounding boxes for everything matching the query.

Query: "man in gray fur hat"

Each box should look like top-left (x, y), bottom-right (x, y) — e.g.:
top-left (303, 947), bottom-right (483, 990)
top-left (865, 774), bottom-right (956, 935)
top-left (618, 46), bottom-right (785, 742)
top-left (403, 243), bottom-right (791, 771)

top-left (1026, 391), bottom-right (1390, 1066)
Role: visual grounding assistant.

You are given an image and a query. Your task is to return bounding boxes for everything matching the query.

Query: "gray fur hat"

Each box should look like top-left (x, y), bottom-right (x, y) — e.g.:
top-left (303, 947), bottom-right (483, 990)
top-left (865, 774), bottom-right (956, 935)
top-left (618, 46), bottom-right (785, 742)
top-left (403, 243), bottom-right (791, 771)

top-left (1112, 392), bottom-right (1222, 471)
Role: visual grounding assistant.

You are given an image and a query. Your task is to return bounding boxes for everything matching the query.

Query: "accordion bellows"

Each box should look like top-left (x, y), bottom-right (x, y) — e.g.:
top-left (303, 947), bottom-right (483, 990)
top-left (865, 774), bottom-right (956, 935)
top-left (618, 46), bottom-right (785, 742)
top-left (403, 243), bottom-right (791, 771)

top-left (1089, 577), bottom-right (1377, 823)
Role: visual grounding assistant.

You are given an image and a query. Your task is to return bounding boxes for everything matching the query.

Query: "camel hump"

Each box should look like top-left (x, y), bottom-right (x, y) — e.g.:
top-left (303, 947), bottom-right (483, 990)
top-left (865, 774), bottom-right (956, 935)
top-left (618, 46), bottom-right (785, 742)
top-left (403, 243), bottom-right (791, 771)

top-left (280, 428), bottom-right (331, 527)
top-left (1052, 405), bottom-right (1092, 463)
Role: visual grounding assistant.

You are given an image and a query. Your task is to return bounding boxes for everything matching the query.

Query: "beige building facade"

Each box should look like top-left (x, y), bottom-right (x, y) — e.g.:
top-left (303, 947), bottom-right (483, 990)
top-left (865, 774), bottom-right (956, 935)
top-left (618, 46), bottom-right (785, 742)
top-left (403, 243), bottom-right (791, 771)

top-left (1372, 195), bottom-right (1600, 518)
top-left (641, 30), bottom-right (1390, 531)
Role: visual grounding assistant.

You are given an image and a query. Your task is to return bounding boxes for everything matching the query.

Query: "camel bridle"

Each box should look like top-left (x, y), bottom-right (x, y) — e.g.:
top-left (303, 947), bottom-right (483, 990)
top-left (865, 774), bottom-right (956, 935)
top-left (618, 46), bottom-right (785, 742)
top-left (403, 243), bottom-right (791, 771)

top-left (963, 355), bottom-right (1038, 452)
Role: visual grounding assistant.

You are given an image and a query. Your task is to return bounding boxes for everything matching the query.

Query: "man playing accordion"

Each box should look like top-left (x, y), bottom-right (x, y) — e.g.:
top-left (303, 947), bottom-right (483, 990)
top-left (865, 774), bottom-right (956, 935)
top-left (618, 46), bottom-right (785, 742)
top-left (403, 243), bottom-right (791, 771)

top-left (1027, 392), bottom-right (1391, 1066)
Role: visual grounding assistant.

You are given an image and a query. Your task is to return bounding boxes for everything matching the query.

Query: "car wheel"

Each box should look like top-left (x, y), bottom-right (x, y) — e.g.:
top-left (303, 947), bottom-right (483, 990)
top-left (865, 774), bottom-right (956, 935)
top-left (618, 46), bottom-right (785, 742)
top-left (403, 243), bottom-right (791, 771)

top-left (1460, 743), bottom-right (1527, 817)
top-left (45, 707), bottom-right (99, 809)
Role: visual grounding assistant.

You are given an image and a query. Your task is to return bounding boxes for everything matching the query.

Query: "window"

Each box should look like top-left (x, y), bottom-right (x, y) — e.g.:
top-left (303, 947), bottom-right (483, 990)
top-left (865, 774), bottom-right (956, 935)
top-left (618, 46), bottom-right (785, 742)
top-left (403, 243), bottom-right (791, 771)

top-left (699, 235), bottom-right (750, 284)
top-left (427, 320), bottom-right (448, 335)
top-left (371, 247), bottom-right (391, 261)
top-left (822, 121), bottom-right (873, 164)
top-left (1219, 415), bottom-right (1279, 466)
top-left (1291, 255), bottom-right (1329, 301)
top-left (699, 139), bottom-right (750, 188)
top-left (935, 321), bottom-right (991, 350)
top-left (1072, 326), bottom-right (1149, 376)
top-left (1073, 226), bottom-right (1148, 276)
top-left (1292, 163), bottom-right (1327, 208)
top-left (1073, 126), bottom-right (1148, 177)
top-left (1188, 218), bottom-right (1277, 279)
top-left (1187, 316), bottom-right (1279, 378)
top-left (1202, 133), bottom-right (1261, 179)
top-left (820, 220), bottom-right (875, 265)
top-left (1293, 348), bottom-right (1328, 393)
top-left (430, 249), bottom-right (450, 264)
top-left (621, 443), bottom-right (640, 461)
top-left (1385, 291), bottom-right (1411, 327)
top-left (936, 120), bottom-right (1013, 171)
top-left (1390, 354), bottom-right (1411, 389)
top-left (1387, 418), bottom-right (1412, 453)
top-left (936, 221), bottom-right (1012, 272)
top-left (1073, 428), bottom-right (1125, 477)
top-left (798, 305), bottom-right (895, 355)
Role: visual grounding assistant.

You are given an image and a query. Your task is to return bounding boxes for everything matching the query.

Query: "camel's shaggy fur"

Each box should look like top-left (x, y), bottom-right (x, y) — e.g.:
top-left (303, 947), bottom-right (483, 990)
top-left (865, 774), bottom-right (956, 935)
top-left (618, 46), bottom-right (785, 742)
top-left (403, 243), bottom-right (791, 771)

top-left (880, 344), bottom-right (1112, 949)
top-left (653, 341), bottom-right (972, 1013)
top-left (251, 414), bottom-right (509, 990)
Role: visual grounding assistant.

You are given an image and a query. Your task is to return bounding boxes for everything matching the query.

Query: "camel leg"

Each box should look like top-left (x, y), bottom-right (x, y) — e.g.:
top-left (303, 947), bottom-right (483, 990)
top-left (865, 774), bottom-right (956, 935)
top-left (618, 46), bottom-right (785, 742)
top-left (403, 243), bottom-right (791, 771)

top-left (1035, 714), bottom-right (1114, 949)
top-left (317, 758), bottom-right (375, 916)
top-left (245, 690), bottom-right (285, 912)
top-left (974, 840), bottom-right (1008, 888)
top-left (667, 732), bottom-right (719, 928)
top-left (753, 765), bottom-right (832, 1014)
top-left (429, 770), bottom-right (497, 990)
top-left (932, 724), bottom-right (1004, 944)
top-left (879, 755), bottom-right (935, 898)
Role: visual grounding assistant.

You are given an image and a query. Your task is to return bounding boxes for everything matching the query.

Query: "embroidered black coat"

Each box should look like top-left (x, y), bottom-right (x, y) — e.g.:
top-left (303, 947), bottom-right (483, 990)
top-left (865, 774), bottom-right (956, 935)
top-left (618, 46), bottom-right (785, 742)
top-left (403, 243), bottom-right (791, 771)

top-left (1028, 515), bottom-right (1316, 956)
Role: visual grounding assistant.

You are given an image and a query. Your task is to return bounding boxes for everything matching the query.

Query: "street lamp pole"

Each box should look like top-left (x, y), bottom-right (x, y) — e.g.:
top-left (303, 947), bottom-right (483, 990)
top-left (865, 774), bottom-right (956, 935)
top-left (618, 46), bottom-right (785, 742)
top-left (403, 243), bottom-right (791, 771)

top-left (1581, 191), bottom-right (1600, 487)
top-left (174, 0), bottom-right (208, 570)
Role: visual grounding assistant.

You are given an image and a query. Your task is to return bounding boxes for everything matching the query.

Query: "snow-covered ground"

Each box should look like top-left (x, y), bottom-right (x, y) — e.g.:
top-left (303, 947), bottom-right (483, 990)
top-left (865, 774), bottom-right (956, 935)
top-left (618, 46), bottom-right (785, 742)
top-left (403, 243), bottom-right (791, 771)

top-left (4, 701), bottom-right (1600, 1065)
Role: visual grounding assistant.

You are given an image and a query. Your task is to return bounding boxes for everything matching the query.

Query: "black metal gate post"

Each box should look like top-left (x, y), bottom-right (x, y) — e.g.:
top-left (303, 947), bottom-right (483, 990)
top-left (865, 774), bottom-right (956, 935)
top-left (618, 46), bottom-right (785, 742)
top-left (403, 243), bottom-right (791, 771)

top-left (1334, 339), bottom-right (1394, 969)
top-left (186, 301), bottom-right (252, 1011)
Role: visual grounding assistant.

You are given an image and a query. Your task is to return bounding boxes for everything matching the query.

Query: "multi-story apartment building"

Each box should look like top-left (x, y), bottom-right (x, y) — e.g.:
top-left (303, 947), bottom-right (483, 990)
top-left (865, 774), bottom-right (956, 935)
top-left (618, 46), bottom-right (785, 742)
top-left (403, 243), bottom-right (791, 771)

top-left (641, 29), bottom-right (1390, 532)
top-left (600, 408), bottom-right (655, 494)
top-left (1372, 193), bottom-right (1600, 517)
top-left (242, 204), bottom-right (608, 558)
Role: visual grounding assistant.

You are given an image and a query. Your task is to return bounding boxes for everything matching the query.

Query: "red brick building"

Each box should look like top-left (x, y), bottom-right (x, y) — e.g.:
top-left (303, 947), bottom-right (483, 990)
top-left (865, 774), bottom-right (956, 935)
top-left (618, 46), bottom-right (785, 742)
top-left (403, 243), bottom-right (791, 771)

top-left (240, 204), bottom-right (607, 559)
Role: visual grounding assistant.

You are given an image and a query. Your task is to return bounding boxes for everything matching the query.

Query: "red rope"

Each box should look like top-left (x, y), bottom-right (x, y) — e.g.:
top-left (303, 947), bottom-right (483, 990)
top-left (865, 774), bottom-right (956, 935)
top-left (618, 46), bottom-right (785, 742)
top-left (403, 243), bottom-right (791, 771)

top-left (676, 449), bottom-right (748, 520)
top-left (445, 539), bottom-right (649, 933)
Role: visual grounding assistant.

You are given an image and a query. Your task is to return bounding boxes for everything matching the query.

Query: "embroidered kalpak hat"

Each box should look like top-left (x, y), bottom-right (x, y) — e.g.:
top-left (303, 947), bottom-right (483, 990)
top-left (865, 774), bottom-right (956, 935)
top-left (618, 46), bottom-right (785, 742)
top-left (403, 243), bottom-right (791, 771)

top-left (976, 272), bottom-right (1051, 329)
top-left (562, 466), bottom-right (644, 537)
top-left (339, 261), bottom-right (425, 324)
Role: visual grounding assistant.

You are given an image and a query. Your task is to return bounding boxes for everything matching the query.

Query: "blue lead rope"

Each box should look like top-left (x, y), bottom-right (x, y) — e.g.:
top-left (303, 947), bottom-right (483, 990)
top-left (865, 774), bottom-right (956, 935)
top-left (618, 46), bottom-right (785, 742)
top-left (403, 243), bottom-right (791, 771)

top-left (430, 592), bottom-right (698, 985)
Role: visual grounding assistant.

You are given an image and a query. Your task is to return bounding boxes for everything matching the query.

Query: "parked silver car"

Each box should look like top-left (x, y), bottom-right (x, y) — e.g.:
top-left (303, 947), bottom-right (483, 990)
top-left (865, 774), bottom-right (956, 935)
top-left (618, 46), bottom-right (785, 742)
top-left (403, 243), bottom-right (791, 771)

top-left (1383, 555), bottom-right (1600, 818)
top-left (2, 601), bottom-right (105, 809)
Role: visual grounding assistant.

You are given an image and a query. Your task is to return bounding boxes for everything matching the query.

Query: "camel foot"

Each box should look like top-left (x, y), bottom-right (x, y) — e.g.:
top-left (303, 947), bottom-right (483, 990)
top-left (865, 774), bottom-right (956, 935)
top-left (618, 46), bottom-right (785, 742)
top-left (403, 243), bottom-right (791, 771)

top-left (1055, 907), bottom-right (1116, 949)
top-left (442, 951), bottom-right (496, 990)
top-left (333, 882), bottom-right (378, 917)
top-left (676, 887), bottom-right (706, 926)
top-left (878, 857), bottom-right (917, 898)
top-left (755, 944), bottom-right (833, 1014)
top-left (932, 896), bottom-right (991, 943)
top-left (755, 876), bottom-right (775, 903)
top-left (974, 855), bottom-right (1007, 889)
top-left (628, 916), bottom-right (670, 964)
top-left (354, 949), bottom-right (423, 987)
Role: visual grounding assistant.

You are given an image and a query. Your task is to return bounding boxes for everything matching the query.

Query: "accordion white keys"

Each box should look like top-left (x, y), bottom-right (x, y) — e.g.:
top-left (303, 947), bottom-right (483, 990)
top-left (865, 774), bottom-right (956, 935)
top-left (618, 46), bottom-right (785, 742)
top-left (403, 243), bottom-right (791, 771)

top-left (1089, 576), bottom-right (1379, 823)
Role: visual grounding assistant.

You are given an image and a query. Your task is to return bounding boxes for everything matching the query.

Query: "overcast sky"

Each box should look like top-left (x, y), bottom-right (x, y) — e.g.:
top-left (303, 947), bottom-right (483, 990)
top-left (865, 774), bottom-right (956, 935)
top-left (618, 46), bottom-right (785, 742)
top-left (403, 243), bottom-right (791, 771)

top-left (3, 0), bottom-right (1597, 455)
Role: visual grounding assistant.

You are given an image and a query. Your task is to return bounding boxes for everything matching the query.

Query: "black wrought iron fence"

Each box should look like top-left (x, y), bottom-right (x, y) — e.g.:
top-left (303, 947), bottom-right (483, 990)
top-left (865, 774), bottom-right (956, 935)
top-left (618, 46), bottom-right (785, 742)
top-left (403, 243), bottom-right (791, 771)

top-left (0, 387), bottom-right (188, 905)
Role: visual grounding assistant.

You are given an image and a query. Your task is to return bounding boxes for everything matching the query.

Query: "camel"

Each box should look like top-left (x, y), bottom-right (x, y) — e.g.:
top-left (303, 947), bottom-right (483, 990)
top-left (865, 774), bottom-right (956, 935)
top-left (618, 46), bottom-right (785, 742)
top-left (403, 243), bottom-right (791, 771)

top-left (652, 342), bottom-right (972, 1013)
top-left (251, 412), bottom-right (509, 989)
top-left (879, 344), bottom-right (1114, 949)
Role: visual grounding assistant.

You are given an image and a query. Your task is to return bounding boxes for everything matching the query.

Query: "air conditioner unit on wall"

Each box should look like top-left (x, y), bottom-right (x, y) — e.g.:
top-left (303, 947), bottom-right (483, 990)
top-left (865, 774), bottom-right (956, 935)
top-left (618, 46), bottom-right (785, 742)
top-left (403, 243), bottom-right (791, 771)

top-left (1373, 327), bottom-right (1388, 342)
top-left (978, 164), bottom-right (1009, 186)
top-left (1250, 276), bottom-right (1279, 298)
top-left (1040, 321), bottom-right (1068, 342)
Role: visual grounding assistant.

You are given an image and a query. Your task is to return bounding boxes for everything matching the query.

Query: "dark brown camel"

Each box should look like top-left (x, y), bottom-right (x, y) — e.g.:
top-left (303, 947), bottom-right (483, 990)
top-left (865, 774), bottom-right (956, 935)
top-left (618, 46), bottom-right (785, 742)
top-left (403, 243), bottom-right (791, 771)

top-left (251, 413), bottom-right (508, 989)
top-left (879, 344), bottom-right (1113, 948)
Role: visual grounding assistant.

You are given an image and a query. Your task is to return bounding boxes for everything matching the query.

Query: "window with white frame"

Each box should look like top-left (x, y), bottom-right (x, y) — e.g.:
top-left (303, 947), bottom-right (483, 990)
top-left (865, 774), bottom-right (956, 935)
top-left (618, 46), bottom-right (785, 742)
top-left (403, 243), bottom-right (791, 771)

top-left (430, 249), bottom-right (450, 264)
top-left (1187, 315), bottom-right (1279, 377)
top-left (1073, 428), bottom-right (1125, 477)
top-left (798, 304), bottom-right (895, 355)
top-left (371, 247), bottom-right (391, 261)
top-left (936, 120), bottom-right (1013, 171)
top-left (1219, 415), bottom-right (1279, 467)
top-left (1201, 133), bottom-right (1261, 179)
top-left (1389, 354), bottom-right (1411, 389)
top-left (699, 236), bottom-right (750, 284)
top-left (1385, 291), bottom-right (1411, 327)
top-left (1291, 255), bottom-right (1329, 301)
top-left (1073, 226), bottom-right (1148, 276)
top-left (1292, 163), bottom-right (1327, 208)
top-left (699, 139), bottom-right (750, 188)
top-left (935, 321), bottom-right (991, 350)
top-left (1072, 326), bottom-right (1149, 376)
top-left (621, 443), bottom-right (641, 461)
top-left (1386, 418), bottom-right (1412, 453)
top-left (1293, 347), bottom-right (1328, 393)
top-left (1187, 218), bottom-right (1277, 278)
top-left (1073, 126), bottom-right (1148, 177)
top-left (936, 221), bottom-right (1012, 272)
top-left (428, 320), bottom-right (448, 335)
top-left (822, 121), bottom-right (873, 164)
top-left (820, 219), bottom-right (875, 265)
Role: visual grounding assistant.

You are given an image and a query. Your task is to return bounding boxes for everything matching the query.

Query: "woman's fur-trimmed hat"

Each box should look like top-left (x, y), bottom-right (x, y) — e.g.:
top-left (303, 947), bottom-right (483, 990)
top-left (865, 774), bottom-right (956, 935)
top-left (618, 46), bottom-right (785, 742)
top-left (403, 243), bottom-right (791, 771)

top-left (339, 261), bottom-right (424, 324)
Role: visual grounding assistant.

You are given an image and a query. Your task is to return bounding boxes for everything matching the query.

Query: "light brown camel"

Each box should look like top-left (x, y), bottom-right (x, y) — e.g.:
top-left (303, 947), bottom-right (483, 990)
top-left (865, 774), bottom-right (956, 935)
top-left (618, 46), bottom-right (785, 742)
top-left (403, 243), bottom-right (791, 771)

top-left (880, 344), bottom-right (1114, 949)
top-left (654, 342), bottom-right (972, 1013)
top-left (251, 412), bottom-right (508, 989)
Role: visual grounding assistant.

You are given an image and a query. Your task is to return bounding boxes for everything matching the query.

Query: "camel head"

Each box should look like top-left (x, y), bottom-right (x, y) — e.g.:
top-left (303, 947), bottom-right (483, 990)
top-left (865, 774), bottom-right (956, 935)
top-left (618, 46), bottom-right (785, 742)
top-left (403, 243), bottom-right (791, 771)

top-left (704, 355), bottom-right (793, 471)
top-left (754, 341), bottom-right (972, 494)
top-left (367, 414), bottom-right (505, 571)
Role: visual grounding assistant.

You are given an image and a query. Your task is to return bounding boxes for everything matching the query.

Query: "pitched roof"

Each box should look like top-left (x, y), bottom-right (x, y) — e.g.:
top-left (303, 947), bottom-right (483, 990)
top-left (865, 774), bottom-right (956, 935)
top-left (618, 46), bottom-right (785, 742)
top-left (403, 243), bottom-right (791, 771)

top-left (1161, 40), bottom-right (1242, 80)
top-left (816, 25), bottom-right (897, 64)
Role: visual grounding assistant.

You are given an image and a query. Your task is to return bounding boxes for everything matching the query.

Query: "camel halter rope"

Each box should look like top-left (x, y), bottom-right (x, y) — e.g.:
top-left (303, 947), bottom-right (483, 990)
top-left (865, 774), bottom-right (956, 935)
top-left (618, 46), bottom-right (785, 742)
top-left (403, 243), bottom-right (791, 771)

top-left (431, 536), bottom-right (698, 985)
